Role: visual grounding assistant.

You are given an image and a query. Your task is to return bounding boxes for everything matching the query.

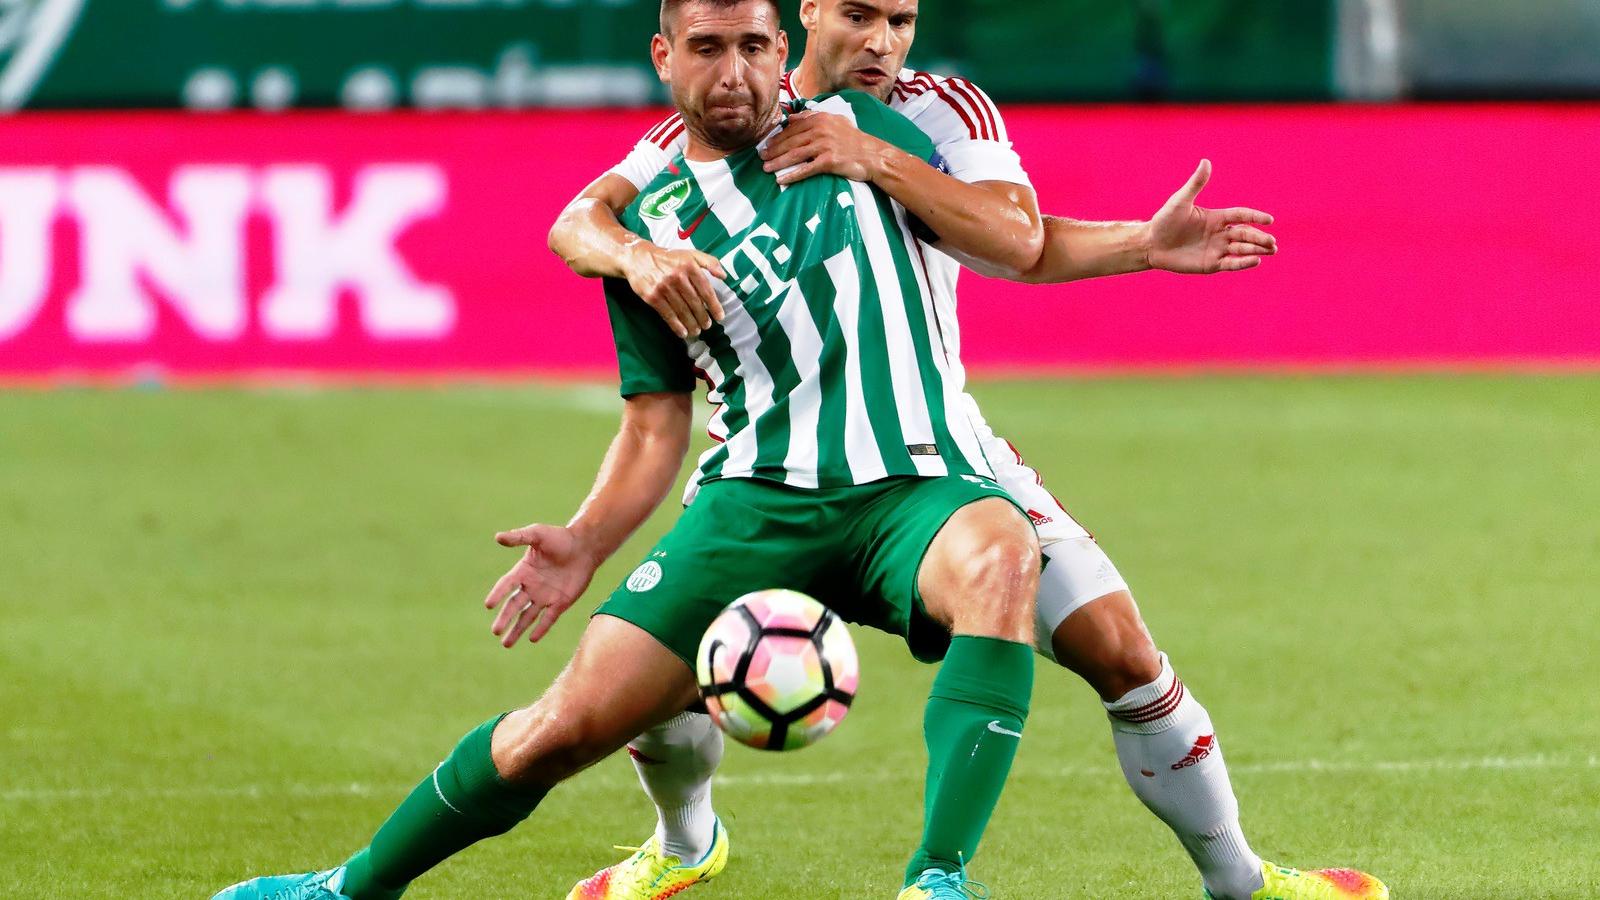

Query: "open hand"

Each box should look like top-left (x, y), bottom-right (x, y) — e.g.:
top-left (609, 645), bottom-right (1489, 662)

top-left (1147, 160), bottom-right (1277, 274)
top-left (483, 524), bottom-right (600, 647)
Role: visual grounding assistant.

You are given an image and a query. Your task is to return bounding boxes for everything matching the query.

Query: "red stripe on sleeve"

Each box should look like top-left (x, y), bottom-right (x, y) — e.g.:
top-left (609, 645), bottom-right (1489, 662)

top-left (948, 78), bottom-right (1000, 142)
top-left (928, 78), bottom-right (981, 139)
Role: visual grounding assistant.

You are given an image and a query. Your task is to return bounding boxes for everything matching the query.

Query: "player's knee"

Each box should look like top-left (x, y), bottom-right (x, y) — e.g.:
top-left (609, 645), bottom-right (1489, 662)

top-left (951, 532), bottom-right (1041, 637)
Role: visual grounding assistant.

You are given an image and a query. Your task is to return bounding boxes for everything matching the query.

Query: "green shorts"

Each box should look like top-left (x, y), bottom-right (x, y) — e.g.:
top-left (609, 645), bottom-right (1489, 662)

top-left (595, 475), bottom-right (1023, 668)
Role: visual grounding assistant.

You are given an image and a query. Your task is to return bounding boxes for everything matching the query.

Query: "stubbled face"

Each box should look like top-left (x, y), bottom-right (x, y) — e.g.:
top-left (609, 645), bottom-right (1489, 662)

top-left (801, 0), bottom-right (917, 101)
top-left (653, 0), bottom-right (789, 152)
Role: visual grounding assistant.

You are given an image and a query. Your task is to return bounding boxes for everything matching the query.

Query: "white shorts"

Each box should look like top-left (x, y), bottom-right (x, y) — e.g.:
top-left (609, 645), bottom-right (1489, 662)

top-left (966, 395), bottom-right (1131, 660)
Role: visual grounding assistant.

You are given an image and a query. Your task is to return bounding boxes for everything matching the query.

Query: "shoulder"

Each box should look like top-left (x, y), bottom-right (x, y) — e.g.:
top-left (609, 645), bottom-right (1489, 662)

top-left (640, 111), bottom-right (688, 151)
top-left (889, 67), bottom-right (1008, 142)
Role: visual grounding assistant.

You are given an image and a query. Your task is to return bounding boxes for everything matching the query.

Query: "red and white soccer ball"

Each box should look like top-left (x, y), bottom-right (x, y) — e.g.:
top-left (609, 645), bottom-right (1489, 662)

top-left (695, 589), bottom-right (859, 751)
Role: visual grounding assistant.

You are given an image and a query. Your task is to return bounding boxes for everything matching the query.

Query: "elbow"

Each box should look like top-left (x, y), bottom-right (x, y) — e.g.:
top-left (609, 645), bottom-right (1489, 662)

top-left (997, 217), bottom-right (1046, 278)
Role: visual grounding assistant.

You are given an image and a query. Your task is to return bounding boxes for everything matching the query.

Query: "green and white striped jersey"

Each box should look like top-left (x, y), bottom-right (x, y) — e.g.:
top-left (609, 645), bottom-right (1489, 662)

top-left (607, 90), bottom-right (993, 492)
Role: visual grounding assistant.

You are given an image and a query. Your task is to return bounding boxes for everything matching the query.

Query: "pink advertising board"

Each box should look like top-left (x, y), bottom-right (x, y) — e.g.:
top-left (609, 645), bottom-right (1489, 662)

top-left (0, 104), bottom-right (1596, 382)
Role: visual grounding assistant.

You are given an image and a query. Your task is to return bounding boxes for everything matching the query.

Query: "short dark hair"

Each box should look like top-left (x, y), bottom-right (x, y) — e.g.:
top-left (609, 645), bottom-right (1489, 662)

top-left (660, 0), bottom-right (782, 38)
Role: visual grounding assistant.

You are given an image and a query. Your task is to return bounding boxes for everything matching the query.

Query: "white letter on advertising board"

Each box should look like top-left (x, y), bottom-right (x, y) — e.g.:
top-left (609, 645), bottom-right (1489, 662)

top-left (64, 166), bottom-right (252, 341)
top-left (0, 169), bottom-right (59, 341)
top-left (259, 165), bottom-right (454, 340)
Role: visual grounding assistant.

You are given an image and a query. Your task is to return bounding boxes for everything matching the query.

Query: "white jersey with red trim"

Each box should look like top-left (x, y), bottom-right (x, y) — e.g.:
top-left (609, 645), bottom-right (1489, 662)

top-left (607, 69), bottom-right (1088, 543)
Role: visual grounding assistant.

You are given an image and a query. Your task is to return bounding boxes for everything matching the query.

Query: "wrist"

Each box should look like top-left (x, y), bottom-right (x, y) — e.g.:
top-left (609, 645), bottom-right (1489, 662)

top-left (1133, 221), bottom-right (1156, 272)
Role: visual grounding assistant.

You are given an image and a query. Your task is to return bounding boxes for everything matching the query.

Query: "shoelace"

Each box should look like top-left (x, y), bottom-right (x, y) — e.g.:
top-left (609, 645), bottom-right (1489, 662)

top-left (264, 873), bottom-right (339, 900)
top-left (606, 844), bottom-right (684, 899)
top-left (914, 868), bottom-right (992, 899)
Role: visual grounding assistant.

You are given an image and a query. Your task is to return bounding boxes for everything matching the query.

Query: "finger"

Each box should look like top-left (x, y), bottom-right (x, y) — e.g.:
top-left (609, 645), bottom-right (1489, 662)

top-left (645, 293), bottom-right (690, 339)
top-left (496, 525), bottom-right (545, 548)
top-left (503, 601), bottom-right (544, 648)
top-left (491, 587), bottom-right (528, 634)
top-left (1221, 207), bottom-right (1274, 226)
top-left (775, 158), bottom-right (825, 186)
top-left (484, 570), bottom-right (519, 609)
top-left (662, 281), bottom-right (703, 338)
top-left (763, 142), bottom-right (821, 174)
top-left (687, 268), bottom-right (720, 331)
top-left (691, 250), bottom-right (727, 281)
top-left (528, 603), bottom-right (568, 643)
top-left (1218, 255), bottom-right (1263, 272)
top-left (1228, 241), bottom-right (1275, 256)
top-left (1171, 159), bottom-right (1211, 205)
top-left (1226, 226), bottom-right (1277, 250)
top-left (759, 119), bottom-right (813, 159)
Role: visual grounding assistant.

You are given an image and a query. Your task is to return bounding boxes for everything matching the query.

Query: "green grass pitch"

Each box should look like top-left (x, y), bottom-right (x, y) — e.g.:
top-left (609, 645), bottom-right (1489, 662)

top-left (2, 375), bottom-right (1597, 898)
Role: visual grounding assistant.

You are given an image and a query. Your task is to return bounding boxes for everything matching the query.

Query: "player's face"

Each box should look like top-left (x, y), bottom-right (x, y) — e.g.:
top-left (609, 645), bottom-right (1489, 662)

top-left (801, 0), bottom-right (917, 101)
top-left (652, 1), bottom-right (789, 152)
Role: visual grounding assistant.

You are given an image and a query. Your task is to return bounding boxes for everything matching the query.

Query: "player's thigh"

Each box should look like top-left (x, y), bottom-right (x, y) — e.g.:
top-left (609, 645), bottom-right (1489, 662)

top-left (594, 478), bottom-right (832, 671)
top-left (495, 613), bottom-right (701, 785)
top-left (853, 476), bottom-right (1038, 658)
top-left (1033, 536), bottom-right (1132, 658)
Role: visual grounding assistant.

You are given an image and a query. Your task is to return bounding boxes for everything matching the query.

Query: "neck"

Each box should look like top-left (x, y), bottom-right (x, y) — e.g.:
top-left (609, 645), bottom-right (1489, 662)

top-left (791, 53), bottom-right (825, 98)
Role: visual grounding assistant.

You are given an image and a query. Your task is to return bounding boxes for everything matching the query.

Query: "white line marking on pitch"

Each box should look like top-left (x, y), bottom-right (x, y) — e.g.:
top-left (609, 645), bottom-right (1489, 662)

top-left (3, 755), bottom-right (1595, 804)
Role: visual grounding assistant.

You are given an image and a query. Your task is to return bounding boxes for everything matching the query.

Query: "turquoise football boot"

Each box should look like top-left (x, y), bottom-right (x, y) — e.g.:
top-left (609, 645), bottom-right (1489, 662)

top-left (896, 859), bottom-right (991, 899)
top-left (211, 866), bottom-right (354, 900)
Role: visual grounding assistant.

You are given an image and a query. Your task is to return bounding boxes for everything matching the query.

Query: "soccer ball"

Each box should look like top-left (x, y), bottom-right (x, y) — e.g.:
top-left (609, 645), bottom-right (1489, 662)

top-left (695, 589), bottom-right (859, 751)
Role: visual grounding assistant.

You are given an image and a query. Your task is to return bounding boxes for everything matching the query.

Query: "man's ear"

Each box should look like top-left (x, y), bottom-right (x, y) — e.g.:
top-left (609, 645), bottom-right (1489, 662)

top-left (651, 32), bottom-right (672, 84)
top-left (777, 29), bottom-right (789, 64)
top-left (799, 0), bottom-right (819, 31)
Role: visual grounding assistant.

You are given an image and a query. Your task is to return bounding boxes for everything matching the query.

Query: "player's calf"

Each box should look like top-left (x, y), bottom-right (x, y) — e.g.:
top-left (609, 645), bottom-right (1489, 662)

top-left (1049, 589), bottom-right (1163, 701)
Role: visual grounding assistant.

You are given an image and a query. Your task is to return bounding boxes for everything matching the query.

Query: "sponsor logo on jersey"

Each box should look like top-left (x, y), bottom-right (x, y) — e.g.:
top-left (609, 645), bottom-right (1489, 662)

top-left (640, 178), bottom-right (690, 220)
top-left (906, 443), bottom-right (940, 457)
top-left (1026, 508), bottom-right (1054, 526)
top-left (1171, 733), bottom-right (1216, 770)
top-left (626, 560), bottom-right (664, 592)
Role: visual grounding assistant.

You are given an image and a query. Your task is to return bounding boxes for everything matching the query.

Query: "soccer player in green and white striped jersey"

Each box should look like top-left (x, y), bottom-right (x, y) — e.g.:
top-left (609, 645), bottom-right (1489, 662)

top-left (613, 87), bottom-right (993, 494)
top-left (210, 3), bottom-right (1041, 899)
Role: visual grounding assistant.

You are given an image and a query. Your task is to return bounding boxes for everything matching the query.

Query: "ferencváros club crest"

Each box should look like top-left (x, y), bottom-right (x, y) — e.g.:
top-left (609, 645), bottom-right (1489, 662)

top-left (0, 0), bottom-right (84, 111)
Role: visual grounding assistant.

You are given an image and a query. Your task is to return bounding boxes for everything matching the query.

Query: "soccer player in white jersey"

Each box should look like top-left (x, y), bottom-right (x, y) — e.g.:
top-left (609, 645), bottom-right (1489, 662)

top-left (549, 2), bottom-right (1389, 900)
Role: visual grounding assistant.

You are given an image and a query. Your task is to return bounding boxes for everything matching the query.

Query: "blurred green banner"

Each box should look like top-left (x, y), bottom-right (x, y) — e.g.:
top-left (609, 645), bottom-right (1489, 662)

top-left (0, 0), bottom-right (1333, 111)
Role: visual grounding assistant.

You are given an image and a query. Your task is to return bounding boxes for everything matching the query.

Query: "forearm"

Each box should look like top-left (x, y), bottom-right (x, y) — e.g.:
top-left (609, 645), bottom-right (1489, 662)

top-left (1015, 216), bottom-right (1154, 285)
top-left (549, 197), bottom-right (651, 280)
top-left (566, 398), bottom-right (692, 564)
top-left (872, 149), bottom-right (1044, 274)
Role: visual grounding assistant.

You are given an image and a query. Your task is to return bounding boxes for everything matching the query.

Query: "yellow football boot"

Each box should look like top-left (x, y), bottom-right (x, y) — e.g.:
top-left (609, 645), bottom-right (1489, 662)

top-left (1207, 861), bottom-right (1389, 900)
top-left (566, 820), bottom-right (728, 900)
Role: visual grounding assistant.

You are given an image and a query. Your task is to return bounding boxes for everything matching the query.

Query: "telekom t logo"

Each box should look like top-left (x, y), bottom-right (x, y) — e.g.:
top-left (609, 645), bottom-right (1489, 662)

top-left (0, 164), bottom-right (455, 342)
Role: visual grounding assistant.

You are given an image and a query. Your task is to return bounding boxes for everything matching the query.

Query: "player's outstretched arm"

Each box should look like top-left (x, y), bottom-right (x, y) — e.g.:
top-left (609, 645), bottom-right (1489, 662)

top-left (549, 173), bottom-right (727, 339)
top-left (760, 110), bottom-right (1046, 274)
top-left (484, 391), bottom-right (693, 647)
top-left (1010, 160), bottom-right (1278, 285)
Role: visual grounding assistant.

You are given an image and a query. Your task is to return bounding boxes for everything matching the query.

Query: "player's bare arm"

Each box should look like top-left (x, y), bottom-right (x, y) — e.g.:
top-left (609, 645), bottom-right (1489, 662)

top-left (759, 109), bottom-right (1045, 273)
top-left (1009, 159), bottom-right (1278, 284)
top-left (550, 173), bottom-right (727, 339)
top-left (485, 390), bottom-right (693, 647)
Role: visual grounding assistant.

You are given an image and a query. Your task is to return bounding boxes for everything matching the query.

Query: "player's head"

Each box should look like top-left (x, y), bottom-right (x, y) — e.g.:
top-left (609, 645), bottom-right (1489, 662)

top-left (798, 0), bottom-right (918, 102)
top-left (653, 0), bottom-right (789, 152)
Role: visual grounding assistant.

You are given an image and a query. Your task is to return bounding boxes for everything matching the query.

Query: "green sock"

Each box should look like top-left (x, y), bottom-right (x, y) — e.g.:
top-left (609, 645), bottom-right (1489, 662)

top-left (904, 635), bottom-right (1033, 886)
top-left (339, 715), bottom-right (547, 900)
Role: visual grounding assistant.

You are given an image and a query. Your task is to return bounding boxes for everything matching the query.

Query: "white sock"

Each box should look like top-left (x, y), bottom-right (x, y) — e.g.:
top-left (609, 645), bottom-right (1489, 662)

top-left (1104, 654), bottom-right (1264, 900)
top-left (628, 710), bottom-right (724, 862)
